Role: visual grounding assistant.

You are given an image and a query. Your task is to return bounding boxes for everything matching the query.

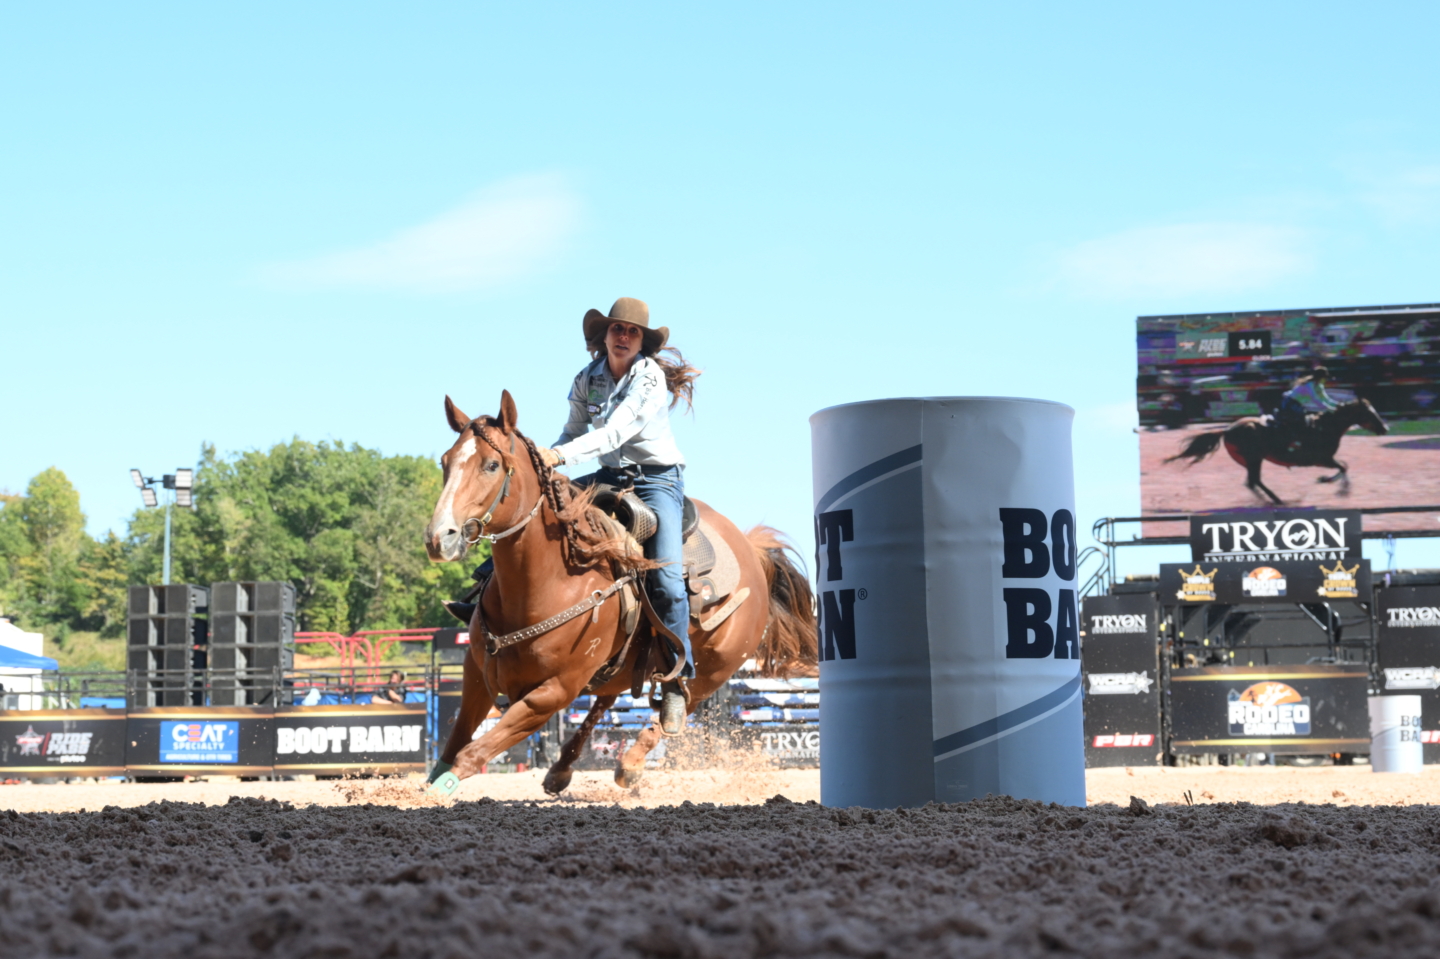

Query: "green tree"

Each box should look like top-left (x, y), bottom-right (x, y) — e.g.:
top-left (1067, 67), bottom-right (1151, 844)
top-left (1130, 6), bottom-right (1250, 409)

top-left (124, 439), bottom-right (475, 634)
top-left (6, 468), bottom-right (88, 627)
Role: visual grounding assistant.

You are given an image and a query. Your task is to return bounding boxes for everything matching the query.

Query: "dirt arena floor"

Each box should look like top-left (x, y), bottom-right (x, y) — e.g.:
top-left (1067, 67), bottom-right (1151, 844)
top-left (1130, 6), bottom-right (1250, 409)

top-left (3, 765), bottom-right (1440, 958)
top-left (1139, 427), bottom-right (1440, 532)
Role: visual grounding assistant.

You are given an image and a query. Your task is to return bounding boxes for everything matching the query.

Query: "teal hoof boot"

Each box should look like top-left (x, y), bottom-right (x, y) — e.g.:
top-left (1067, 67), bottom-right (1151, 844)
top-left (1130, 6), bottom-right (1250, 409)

top-left (427, 761), bottom-right (454, 785)
top-left (431, 771), bottom-right (460, 797)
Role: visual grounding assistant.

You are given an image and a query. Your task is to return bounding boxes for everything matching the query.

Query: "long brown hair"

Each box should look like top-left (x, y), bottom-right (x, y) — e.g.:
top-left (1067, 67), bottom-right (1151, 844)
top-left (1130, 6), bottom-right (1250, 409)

top-left (588, 342), bottom-right (701, 411)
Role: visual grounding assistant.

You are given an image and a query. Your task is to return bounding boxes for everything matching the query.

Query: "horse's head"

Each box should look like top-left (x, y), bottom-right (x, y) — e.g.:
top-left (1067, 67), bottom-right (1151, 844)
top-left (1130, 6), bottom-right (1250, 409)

top-left (424, 390), bottom-right (532, 562)
top-left (1356, 398), bottom-right (1390, 436)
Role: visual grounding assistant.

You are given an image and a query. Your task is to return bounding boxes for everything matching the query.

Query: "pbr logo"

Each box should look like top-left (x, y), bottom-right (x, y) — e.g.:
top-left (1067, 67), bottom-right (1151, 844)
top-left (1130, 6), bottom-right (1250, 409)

top-left (1318, 562), bottom-right (1360, 599)
top-left (1087, 671), bottom-right (1152, 695)
top-left (1383, 667), bottom-right (1440, 691)
top-left (14, 726), bottom-right (44, 756)
top-left (1089, 614), bottom-right (1148, 635)
top-left (1175, 566), bottom-right (1217, 603)
top-left (998, 507), bottom-right (1079, 660)
top-left (160, 721), bottom-right (239, 764)
top-left (1091, 733), bottom-right (1155, 748)
top-left (1227, 682), bottom-right (1311, 737)
top-left (1242, 567), bottom-right (1287, 598)
top-left (1387, 606), bottom-right (1440, 629)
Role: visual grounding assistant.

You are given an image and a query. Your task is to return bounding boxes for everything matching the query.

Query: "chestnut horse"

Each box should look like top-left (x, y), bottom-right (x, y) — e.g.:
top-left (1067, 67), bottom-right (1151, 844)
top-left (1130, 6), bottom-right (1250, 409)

top-left (424, 391), bottom-right (817, 792)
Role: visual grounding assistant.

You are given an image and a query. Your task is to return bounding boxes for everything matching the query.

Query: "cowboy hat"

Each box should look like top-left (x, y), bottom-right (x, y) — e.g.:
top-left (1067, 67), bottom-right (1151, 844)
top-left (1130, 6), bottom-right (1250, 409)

top-left (583, 297), bottom-right (668, 355)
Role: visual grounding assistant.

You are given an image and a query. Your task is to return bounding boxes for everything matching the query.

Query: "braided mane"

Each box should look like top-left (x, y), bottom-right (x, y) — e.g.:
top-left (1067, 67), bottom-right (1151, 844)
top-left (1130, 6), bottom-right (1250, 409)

top-left (469, 417), bottom-right (655, 575)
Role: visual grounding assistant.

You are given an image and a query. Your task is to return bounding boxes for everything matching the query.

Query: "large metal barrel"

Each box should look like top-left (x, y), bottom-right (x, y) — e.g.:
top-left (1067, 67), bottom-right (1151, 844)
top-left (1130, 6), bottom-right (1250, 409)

top-left (811, 397), bottom-right (1086, 807)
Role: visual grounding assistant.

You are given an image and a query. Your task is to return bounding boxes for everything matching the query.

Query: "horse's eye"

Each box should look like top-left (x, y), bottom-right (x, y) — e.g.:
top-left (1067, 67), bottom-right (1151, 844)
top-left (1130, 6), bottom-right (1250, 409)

top-left (484, 461), bottom-right (500, 473)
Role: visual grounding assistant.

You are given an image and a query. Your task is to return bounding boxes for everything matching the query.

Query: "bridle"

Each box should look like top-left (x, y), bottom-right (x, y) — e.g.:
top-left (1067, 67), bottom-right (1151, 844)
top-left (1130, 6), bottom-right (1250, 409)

top-left (460, 423), bottom-right (542, 545)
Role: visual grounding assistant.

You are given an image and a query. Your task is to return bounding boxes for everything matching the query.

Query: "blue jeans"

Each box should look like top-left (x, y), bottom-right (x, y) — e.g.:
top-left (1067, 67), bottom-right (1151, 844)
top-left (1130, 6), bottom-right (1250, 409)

top-left (575, 465), bottom-right (691, 676)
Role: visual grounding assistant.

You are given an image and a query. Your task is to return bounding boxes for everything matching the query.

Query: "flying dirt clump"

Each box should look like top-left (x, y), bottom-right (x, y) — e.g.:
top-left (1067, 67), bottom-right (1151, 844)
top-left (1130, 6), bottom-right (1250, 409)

top-left (0, 794), bottom-right (1438, 957)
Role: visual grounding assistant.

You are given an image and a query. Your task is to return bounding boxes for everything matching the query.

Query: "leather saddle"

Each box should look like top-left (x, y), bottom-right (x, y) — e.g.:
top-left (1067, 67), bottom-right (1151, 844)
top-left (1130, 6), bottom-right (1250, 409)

top-left (586, 483), bottom-right (739, 618)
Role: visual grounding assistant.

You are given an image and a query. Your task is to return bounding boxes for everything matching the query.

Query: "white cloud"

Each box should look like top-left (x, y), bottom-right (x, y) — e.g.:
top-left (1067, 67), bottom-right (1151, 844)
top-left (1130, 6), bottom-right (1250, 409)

top-left (1057, 222), bottom-right (1310, 299)
top-left (1357, 163), bottom-right (1440, 224)
top-left (261, 174), bottom-right (581, 293)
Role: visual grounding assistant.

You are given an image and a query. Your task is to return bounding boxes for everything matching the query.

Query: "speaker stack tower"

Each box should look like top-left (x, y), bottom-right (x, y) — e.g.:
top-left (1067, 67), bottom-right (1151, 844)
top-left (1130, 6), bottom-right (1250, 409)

top-left (208, 582), bottom-right (296, 706)
top-left (126, 584), bottom-right (209, 707)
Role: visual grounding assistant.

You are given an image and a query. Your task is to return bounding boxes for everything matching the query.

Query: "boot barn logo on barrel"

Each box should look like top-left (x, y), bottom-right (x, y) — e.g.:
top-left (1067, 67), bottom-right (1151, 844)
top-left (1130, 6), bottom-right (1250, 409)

top-left (999, 508), bottom-right (1079, 660)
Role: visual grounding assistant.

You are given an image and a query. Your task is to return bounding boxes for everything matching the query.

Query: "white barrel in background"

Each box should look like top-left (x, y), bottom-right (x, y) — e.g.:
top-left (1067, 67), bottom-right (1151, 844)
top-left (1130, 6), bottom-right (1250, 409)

top-left (811, 397), bottom-right (1085, 808)
top-left (1368, 695), bottom-right (1423, 773)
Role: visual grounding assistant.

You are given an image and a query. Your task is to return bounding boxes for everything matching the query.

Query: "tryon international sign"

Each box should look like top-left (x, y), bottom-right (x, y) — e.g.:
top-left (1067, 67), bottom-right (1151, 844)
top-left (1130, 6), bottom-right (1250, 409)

top-left (1190, 510), bottom-right (1361, 564)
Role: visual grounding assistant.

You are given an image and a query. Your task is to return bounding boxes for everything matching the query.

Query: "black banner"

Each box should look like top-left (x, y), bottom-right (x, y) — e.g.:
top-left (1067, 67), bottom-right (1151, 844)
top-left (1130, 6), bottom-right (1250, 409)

top-left (1376, 585), bottom-right (1440, 764)
top-left (0, 709), bottom-right (127, 777)
top-left (126, 707), bottom-right (275, 775)
top-left (1080, 594), bottom-right (1161, 767)
top-left (272, 704), bottom-right (427, 775)
top-left (1190, 510), bottom-right (1362, 564)
top-left (1169, 664), bottom-right (1369, 753)
top-left (1160, 559), bottom-right (1371, 605)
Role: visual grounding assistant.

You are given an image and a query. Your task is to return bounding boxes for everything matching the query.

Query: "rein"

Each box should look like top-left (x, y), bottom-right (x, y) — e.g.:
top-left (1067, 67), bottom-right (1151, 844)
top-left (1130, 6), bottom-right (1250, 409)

top-left (460, 419), bottom-right (639, 657)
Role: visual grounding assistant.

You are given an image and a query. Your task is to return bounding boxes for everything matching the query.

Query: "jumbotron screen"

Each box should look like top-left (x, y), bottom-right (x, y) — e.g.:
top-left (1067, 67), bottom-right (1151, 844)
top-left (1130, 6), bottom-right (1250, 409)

top-left (1138, 303), bottom-right (1440, 532)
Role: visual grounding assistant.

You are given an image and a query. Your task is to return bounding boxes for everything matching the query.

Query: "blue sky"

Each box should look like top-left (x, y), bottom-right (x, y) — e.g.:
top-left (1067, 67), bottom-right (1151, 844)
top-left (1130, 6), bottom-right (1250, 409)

top-left (4, 3), bottom-right (1440, 574)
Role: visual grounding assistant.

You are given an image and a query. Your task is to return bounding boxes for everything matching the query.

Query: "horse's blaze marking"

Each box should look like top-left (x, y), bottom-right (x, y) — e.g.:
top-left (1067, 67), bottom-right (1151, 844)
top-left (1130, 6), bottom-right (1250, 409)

top-left (435, 436), bottom-right (478, 533)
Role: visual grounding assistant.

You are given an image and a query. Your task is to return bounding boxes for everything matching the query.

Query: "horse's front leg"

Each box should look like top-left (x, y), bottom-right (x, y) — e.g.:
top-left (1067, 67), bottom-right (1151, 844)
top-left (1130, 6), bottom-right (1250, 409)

top-left (453, 675), bottom-right (579, 780)
top-left (1316, 457), bottom-right (1348, 491)
top-left (432, 644), bottom-right (494, 781)
top-left (543, 693), bottom-right (616, 795)
top-left (1246, 459), bottom-right (1284, 505)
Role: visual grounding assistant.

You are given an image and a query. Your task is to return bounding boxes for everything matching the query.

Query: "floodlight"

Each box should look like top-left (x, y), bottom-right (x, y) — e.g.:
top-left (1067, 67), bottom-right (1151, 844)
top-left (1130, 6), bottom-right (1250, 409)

top-left (176, 488), bottom-right (193, 508)
top-left (174, 469), bottom-right (193, 490)
top-left (131, 469), bottom-right (145, 488)
top-left (141, 488), bottom-right (158, 508)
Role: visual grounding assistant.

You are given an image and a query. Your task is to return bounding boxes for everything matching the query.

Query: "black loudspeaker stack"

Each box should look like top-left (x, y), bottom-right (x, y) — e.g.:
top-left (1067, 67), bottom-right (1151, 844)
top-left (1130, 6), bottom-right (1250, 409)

top-left (126, 584), bottom-right (209, 707)
top-left (208, 582), bottom-right (296, 705)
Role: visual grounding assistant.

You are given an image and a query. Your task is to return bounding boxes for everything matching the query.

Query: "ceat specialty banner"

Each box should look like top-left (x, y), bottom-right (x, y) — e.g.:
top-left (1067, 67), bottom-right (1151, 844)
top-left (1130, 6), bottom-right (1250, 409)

top-left (812, 397), bottom-right (1085, 808)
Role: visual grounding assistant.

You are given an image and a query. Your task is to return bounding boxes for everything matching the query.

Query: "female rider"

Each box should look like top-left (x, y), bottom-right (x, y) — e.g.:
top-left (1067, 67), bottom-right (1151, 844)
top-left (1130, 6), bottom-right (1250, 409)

top-left (538, 297), bottom-right (699, 735)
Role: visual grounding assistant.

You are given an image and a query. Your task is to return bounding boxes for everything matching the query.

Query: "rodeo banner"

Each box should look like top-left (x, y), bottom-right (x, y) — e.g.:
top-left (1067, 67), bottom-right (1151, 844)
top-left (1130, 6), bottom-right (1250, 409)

top-left (272, 703), bottom-right (428, 775)
top-left (1168, 664), bottom-right (1370, 753)
top-left (0, 708), bottom-right (127, 778)
top-left (1159, 559), bottom-right (1370, 605)
top-left (1377, 585), bottom-right (1440, 764)
top-left (1080, 594), bottom-right (1161, 767)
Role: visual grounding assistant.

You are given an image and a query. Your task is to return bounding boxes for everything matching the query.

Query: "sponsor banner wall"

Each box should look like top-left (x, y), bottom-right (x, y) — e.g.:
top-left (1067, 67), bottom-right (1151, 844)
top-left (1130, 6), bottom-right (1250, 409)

top-left (0, 709), bottom-right (127, 776)
top-left (1189, 510), bottom-right (1361, 564)
top-left (1160, 559), bottom-right (1370, 605)
top-left (1376, 586), bottom-right (1440, 764)
top-left (126, 707), bottom-right (274, 775)
top-left (1080, 594), bottom-right (1161, 767)
top-left (273, 704), bottom-right (427, 774)
top-left (1169, 664), bottom-right (1369, 754)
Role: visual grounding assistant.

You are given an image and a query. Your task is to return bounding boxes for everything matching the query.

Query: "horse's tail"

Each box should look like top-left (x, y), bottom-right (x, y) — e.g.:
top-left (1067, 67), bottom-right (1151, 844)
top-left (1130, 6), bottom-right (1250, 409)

top-left (745, 525), bottom-right (819, 678)
top-left (1164, 430), bottom-right (1225, 465)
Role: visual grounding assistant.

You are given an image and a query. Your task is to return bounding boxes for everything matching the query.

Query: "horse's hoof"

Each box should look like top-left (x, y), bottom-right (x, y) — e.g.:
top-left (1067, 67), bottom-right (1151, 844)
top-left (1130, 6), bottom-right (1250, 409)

top-left (542, 767), bottom-right (573, 795)
top-left (615, 765), bottom-right (644, 789)
top-left (429, 772), bottom-right (460, 798)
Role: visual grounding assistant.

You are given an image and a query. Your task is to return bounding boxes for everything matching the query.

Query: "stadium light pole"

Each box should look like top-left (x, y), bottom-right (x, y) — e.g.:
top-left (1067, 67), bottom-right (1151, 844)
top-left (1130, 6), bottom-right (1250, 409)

top-left (130, 468), bottom-right (195, 586)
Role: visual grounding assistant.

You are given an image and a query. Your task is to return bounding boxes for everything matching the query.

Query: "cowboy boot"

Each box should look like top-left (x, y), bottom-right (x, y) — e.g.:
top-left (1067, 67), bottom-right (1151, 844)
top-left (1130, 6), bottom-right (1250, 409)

top-left (659, 680), bottom-right (688, 736)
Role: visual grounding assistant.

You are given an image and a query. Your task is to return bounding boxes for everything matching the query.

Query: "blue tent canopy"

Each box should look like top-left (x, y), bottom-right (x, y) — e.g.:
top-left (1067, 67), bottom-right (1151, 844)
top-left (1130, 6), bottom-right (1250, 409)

top-left (0, 645), bottom-right (59, 670)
